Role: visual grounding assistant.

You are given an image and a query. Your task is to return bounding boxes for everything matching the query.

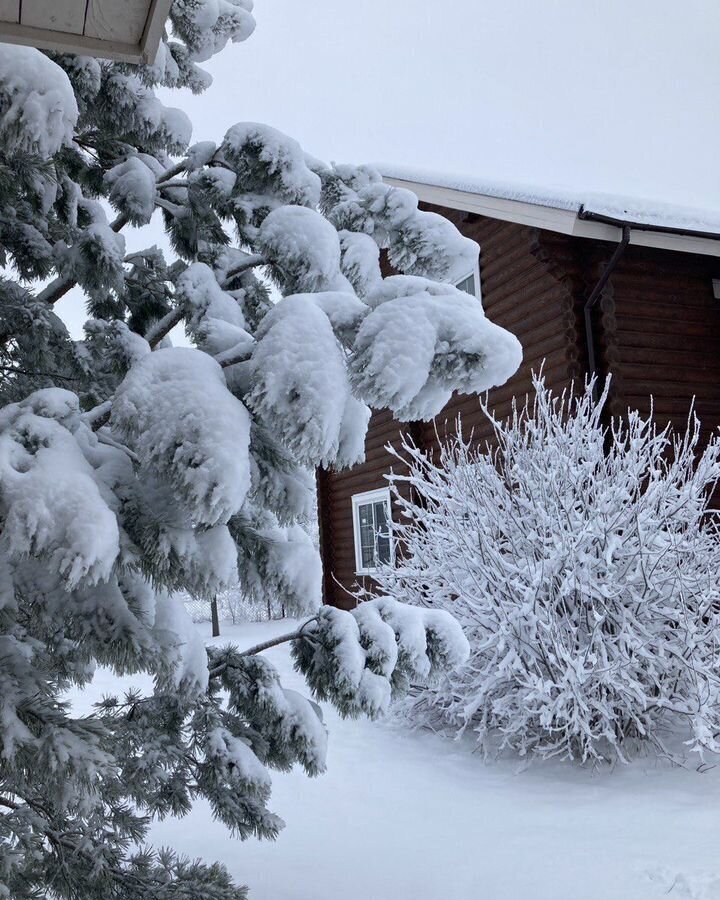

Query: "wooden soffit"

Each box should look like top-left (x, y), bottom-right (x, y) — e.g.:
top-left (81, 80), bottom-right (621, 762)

top-left (0, 0), bottom-right (172, 64)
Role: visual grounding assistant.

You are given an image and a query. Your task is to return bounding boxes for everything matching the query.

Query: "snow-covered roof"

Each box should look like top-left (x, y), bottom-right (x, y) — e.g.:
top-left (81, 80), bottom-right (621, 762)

top-left (0, 0), bottom-right (172, 64)
top-left (379, 165), bottom-right (720, 258)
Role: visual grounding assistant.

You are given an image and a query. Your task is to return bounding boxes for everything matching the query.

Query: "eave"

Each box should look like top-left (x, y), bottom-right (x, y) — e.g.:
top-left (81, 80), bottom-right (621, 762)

top-left (0, 0), bottom-right (173, 64)
top-left (383, 176), bottom-right (720, 259)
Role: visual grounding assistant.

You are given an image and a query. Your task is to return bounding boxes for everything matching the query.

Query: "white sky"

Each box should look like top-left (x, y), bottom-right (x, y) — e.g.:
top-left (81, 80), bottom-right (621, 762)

top-left (174, 0), bottom-right (720, 208)
top-left (58, 0), bottom-right (720, 335)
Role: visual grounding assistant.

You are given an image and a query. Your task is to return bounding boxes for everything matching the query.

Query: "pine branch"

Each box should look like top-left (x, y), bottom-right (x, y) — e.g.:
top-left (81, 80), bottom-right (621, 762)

top-left (144, 306), bottom-right (186, 349)
top-left (239, 615), bottom-right (319, 656)
top-left (219, 347), bottom-right (252, 369)
top-left (0, 364), bottom-right (78, 382)
top-left (221, 254), bottom-right (266, 288)
top-left (85, 400), bottom-right (112, 432)
top-left (87, 252), bottom-right (267, 430)
top-left (35, 160), bottom-right (188, 309)
top-left (208, 616), bottom-right (319, 677)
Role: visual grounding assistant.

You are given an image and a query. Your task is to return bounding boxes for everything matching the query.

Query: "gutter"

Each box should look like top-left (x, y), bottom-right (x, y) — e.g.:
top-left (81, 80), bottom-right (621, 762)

top-left (578, 205), bottom-right (720, 242)
top-left (583, 224), bottom-right (631, 384)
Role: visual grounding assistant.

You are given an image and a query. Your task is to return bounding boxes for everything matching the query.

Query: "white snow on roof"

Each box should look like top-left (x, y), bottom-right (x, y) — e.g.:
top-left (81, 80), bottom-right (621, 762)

top-left (378, 164), bottom-right (720, 237)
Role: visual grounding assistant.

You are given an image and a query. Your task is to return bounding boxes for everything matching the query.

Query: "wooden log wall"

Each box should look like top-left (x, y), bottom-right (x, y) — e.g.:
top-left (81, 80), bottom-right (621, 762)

top-left (318, 204), bottom-right (720, 609)
top-left (592, 244), bottom-right (720, 443)
top-left (318, 207), bottom-right (589, 608)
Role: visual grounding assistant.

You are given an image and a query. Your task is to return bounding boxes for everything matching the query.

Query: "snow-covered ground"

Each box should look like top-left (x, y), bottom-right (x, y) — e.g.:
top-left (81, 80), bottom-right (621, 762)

top-left (75, 620), bottom-right (720, 900)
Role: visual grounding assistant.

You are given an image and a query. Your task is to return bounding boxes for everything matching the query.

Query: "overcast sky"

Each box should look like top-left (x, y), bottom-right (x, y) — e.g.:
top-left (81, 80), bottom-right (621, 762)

top-left (57, 0), bottom-right (720, 334)
top-left (172, 0), bottom-right (720, 208)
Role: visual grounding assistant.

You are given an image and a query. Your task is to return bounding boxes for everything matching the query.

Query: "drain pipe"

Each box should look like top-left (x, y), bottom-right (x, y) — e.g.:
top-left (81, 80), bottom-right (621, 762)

top-left (583, 224), bottom-right (631, 382)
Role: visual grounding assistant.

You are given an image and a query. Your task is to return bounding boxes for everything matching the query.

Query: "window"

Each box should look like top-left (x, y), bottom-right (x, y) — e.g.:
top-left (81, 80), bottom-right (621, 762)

top-left (351, 488), bottom-right (393, 575)
top-left (455, 260), bottom-right (482, 301)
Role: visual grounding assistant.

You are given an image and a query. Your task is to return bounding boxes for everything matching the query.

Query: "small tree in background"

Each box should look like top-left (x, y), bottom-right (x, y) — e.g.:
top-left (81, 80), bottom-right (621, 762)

top-left (377, 376), bottom-right (720, 765)
top-left (0, 2), bottom-right (520, 896)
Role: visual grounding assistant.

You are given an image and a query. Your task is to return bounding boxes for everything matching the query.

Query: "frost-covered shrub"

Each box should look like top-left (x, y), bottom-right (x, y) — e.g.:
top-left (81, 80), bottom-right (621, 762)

top-left (377, 377), bottom-right (720, 765)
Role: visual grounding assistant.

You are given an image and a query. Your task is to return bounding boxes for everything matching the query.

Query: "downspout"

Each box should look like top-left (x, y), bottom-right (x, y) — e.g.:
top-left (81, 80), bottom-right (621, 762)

top-left (582, 224), bottom-right (631, 383)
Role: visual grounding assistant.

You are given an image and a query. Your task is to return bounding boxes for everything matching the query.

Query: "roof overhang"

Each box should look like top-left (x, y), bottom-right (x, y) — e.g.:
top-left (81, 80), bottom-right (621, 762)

top-left (384, 176), bottom-right (720, 259)
top-left (0, 0), bottom-right (173, 64)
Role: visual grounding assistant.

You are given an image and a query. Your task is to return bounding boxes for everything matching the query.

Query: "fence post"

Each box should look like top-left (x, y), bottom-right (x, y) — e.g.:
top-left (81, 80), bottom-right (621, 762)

top-left (211, 597), bottom-right (220, 637)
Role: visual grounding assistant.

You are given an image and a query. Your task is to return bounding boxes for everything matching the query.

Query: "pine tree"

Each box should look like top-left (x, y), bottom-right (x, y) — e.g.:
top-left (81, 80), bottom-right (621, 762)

top-left (0, 4), bottom-right (520, 896)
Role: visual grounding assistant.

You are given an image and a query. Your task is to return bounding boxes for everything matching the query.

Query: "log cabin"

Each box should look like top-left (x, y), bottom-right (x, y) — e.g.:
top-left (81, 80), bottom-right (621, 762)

top-left (317, 170), bottom-right (720, 609)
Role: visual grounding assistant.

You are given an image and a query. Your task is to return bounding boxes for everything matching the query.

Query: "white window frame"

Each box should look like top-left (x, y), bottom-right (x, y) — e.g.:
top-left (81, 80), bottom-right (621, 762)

top-left (454, 258), bottom-right (482, 301)
top-left (351, 488), bottom-right (394, 576)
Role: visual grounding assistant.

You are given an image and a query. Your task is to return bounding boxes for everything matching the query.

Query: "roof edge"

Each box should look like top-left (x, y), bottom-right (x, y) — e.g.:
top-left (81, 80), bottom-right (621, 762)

top-left (383, 176), bottom-right (720, 259)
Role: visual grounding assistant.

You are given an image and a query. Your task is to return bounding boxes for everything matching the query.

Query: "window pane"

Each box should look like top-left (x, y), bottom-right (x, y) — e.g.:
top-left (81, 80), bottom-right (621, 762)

top-left (355, 495), bottom-right (393, 571)
top-left (374, 501), bottom-right (391, 565)
top-left (455, 273), bottom-right (476, 296)
top-left (374, 500), bottom-right (388, 530)
top-left (358, 504), bottom-right (376, 567)
top-left (376, 533), bottom-right (391, 564)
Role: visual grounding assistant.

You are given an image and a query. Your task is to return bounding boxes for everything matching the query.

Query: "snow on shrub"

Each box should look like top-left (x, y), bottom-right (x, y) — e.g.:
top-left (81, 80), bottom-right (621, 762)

top-left (376, 375), bottom-right (720, 765)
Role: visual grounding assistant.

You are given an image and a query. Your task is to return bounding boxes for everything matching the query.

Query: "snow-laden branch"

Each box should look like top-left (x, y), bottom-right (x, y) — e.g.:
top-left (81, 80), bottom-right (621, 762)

top-left (209, 617), bottom-right (320, 678)
top-left (35, 161), bottom-right (188, 309)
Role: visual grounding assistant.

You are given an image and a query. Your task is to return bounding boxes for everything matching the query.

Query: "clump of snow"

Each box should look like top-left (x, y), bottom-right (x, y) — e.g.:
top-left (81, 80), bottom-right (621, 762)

top-left (106, 72), bottom-right (192, 153)
top-left (238, 517), bottom-right (322, 617)
top-left (0, 389), bottom-right (119, 588)
top-left (57, 220), bottom-right (126, 295)
top-left (350, 280), bottom-right (522, 420)
top-left (336, 394), bottom-right (371, 469)
top-left (258, 205), bottom-right (352, 294)
top-left (293, 597), bottom-right (469, 719)
top-left (173, 0), bottom-right (256, 62)
top-left (279, 687), bottom-right (328, 774)
top-left (247, 295), bottom-right (354, 466)
top-left (193, 165), bottom-right (237, 199)
top-left (104, 156), bottom-right (157, 225)
top-left (176, 261), bottom-right (251, 355)
top-left (186, 140), bottom-right (217, 170)
top-left (353, 602), bottom-right (399, 678)
top-left (261, 523), bottom-right (321, 614)
top-left (306, 290), bottom-right (367, 346)
top-left (325, 164), bottom-right (478, 284)
top-left (82, 319), bottom-right (150, 370)
top-left (153, 591), bottom-right (210, 693)
top-left (0, 46), bottom-right (78, 158)
top-left (338, 230), bottom-right (382, 298)
top-left (162, 523), bottom-right (239, 598)
top-left (112, 347), bottom-right (252, 526)
top-left (207, 647), bottom-right (328, 778)
top-left (205, 726), bottom-right (271, 793)
top-left (220, 123), bottom-right (322, 208)
top-left (365, 182), bottom-right (478, 283)
top-left (313, 606), bottom-right (365, 693)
